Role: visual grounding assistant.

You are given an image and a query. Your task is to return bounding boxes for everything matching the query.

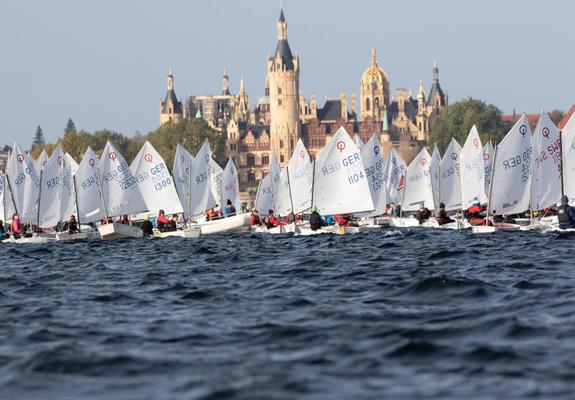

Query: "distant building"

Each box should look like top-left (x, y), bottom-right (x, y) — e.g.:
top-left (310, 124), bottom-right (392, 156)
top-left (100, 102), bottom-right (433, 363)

top-left (159, 9), bottom-right (448, 204)
top-left (159, 67), bottom-right (183, 125)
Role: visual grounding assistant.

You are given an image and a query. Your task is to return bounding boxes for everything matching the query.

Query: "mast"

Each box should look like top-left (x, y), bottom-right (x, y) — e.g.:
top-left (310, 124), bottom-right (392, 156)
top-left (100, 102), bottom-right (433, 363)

top-left (5, 174), bottom-right (19, 217)
top-left (486, 144), bottom-right (498, 225)
top-left (188, 160), bottom-right (193, 222)
top-left (73, 174), bottom-right (82, 231)
top-left (36, 169), bottom-right (43, 232)
top-left (286, 166), bottom-right (296, 227)
top-left (559, 129), bottom-right (565, 197)
top-left (310, 159), bottom-right (316, 211)
top-left (95, 165), bottom-right (109, 221)
top-left (2, 174), bottom-right (7, 224)
top-left (400, 171), bottom-right (407, 218)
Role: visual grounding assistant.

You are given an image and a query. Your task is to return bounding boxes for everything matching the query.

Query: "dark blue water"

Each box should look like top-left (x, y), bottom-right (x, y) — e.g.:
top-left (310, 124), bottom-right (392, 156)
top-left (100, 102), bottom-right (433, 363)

top-left (1, 229), bottom-right (575, 400)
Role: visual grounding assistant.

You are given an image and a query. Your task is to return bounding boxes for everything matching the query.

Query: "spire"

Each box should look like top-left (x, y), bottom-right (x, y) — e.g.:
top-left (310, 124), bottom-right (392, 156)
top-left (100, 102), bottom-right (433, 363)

top-left (433, 61), bottom-right (439, 82)
top-left (239, 75), bottom-right (245, 94)
top-left (382, 108), bottom-right (389, 131)
top-left (418, 80), bottom-right (425, 99)
top-left (371, 48), bottom-right (378, 66)
top-left (277, 8), bottom-right (287, 40)
top-left (264, 75), bottom-right (270, 96)
top-left (167, 66), bottom-right (174, 90)
top-left (222, 67), bottom-right (230, 95)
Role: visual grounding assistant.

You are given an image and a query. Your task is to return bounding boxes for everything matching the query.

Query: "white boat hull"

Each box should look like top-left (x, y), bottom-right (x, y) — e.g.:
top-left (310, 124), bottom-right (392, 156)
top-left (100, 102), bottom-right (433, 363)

top-left (295, 225), bottom-right (361, 236)
top-left (2, 235), bottom-right (54, 244)
top-left (98, 223), bottom-right (143, 240)
top-left (388, 218), bottom-right (421, 228)
top-left (195, 213), bottom-right (251, 235)
top-left (472, 223), bottom-right (521, 234)
top-left (153, 227), bottom-right (201, 239)
top-left (55, 232), bottom-right (89, 241)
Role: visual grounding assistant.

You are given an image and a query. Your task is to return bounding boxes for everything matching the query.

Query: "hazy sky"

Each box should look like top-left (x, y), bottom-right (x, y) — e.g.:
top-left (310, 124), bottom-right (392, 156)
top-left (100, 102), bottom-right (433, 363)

top-left (1, 0), bottom-right (573, 147)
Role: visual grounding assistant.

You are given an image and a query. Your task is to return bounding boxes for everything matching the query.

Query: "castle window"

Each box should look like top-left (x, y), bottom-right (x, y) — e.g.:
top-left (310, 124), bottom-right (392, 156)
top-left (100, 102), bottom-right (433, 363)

top-left (278, 99), bottom-right (282, 106)
top-left (325, 125), bottom-right (331, 134)
top-left (280, 155), bottom-right (285, 163)
top-left (366, 98), bottom-right (370, 112)
top-left (262, 154), bottom-right (269, 165)
top-left (280, 140), bottom-right (284, 149)
top-left (247, 154), bottom-right (255, 167)
top-left (248, 171), bottom-right (256, 182)
top-left (277, 87), bottom-right (282, 95)
top-left (375, 97), bottom-right (380, 111)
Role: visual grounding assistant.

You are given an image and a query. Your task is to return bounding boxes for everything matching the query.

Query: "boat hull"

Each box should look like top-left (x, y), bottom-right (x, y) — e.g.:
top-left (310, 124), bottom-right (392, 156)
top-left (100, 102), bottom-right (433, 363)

top-left (152, 227), bottom-right (201, 239)
top-left (98, 223), bottom-right (143, 240)
top-left (55, 232), bottom-right (89, 241)
top-left (195, 213), bottom-right (251, 235)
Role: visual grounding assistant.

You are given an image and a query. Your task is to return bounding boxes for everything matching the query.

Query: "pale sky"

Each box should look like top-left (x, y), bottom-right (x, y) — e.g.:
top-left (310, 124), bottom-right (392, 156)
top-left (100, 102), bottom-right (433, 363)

top-left (1, 0), bottom-right (573, 147)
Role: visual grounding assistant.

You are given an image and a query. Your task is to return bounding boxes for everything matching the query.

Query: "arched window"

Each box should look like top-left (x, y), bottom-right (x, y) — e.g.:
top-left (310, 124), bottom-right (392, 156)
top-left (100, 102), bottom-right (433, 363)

top-left (248, 171), bottom-right (256, 182)
top-left (247, 154), bottom-right (255, 167)
top-left (280, 140), bottom-right (284, 149)
top-left (262, 154), bottom-right (269, 165)
top-left (366, 98), bottom-right (371, 111)
top-left (375, 97), bottom-right (380, 111)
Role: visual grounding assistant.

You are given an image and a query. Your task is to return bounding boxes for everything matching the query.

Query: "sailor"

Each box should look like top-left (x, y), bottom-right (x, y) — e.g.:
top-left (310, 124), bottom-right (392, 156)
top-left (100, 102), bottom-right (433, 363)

top-left (205, 208), bottom-right (215, 221)
top-left (436, 203), bottom-right (453, 225)
top-left (10, 213), bottom-right (23, 239)
top-left (285, 213), bottom-right (299, 224)
top-left (309, 206), bottom-right (323, 231)
top-left (467, 200), bottom-right (485, 226)
top-left (416, 204), bottom-right (431, 224)
top-left (223, 199), bottom-right (237, 218)
top-left (68, 215), bottom-right (80, 234)
top-left (120, 214), bottom-right (129, 225)
top-left (156, 209), bottom-right (170, 232)
top-left (394, 204), bottom-right (402, 217)
top-left (558, 196), bottom-right (575, 229)
top-left (168, 214), bottom-right (179, 231)
top-left (264, 209), bottom-right (281, 229)
top-left (0, 220), bottom-right (6, 240)
top-left (141, 214), bottom-right (154, 236)
top-left (250, 209), bottom-right (261, 226)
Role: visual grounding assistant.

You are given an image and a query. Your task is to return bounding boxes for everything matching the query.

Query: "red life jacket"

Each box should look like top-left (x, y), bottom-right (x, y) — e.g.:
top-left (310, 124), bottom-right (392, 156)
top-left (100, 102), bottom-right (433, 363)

top-left (468, 205), bottom-right (482, 214)
top-left (11, 219), bottom-right (22, 234)
top-left (157, 215), bottom-right (170, 225)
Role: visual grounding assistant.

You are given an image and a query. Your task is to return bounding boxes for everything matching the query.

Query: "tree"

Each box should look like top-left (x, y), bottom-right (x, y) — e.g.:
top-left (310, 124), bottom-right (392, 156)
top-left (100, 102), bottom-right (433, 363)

top-left (32, 125), bottom-right (46, 148)
top-left (145, 119), bottom-right (226, 170)
top-left (549, 109), bottom-right (565, 127)
top-left (429, 98), bottom-right (511, 153)
top-left (65, 118), bottom-right (77, 135)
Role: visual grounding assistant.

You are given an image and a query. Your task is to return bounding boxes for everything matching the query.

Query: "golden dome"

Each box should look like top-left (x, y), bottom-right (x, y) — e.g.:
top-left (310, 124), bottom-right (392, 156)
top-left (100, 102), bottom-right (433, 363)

top-left (361, 48), bottom-right (389, 85)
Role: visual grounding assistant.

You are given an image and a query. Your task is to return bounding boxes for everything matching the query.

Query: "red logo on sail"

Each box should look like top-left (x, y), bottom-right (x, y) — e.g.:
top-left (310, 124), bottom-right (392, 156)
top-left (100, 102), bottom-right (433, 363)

top-left (16, 154), bottom-right (24, 164)
top-left (397, 175), bottom-right (405, 190)
top-left (300, 150), bottom-right (305, 159)
top-left (483, 153), bottom-right (489, 161)
top-left (473, 138), bottom-right (479, 148)
top-left (542, 127), bottom-right (550, 138)
top-left (89, 159), bottom-right (95, 168)
top-left (420, 158), bottom-right (427, 166)
top-left (57, 156), bottom-right (63, 165)
top-left (109, 152), bottom-right (117, 161)
top-left (336, 141), bottom-right (346, 153)
top-left (144, 154), bottom-right (153, 163)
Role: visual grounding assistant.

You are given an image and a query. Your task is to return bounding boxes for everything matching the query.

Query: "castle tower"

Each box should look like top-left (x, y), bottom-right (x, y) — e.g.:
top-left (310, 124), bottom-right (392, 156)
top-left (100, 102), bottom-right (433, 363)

top-left (237, 75), bottom-right (249, 121)
top-left (222, 68), bottom-right (230, 95)
top-left (360, 48), bottom-right (389, 121)
top-left (416, 80), bottom-right (428, 140)
top-left (159, 67), bottom-right (183, 125)
top-left (268, 8), bottom-right (301, 165)
top-left (427, 61), bottom-right (447, 115)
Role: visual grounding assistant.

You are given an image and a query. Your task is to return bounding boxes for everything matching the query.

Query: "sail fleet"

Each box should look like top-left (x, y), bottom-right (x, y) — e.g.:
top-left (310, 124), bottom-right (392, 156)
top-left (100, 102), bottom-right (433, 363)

top-left (1, 110), bottom-right (574, 242)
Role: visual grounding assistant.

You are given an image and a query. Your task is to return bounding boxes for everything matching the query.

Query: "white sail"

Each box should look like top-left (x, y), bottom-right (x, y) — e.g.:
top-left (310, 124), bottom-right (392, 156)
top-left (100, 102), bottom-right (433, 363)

top-left (530, 113), bottom-right (561, 210)
top-left (287, 139), bottom-right (313, 214)
top-left (482, 142), bottom-right (494, 197)
top-left (313, 127), bottom-right (374, 215)
top-left (38, 145), bottom-right (65, 228)
top-left (275, 168), bottom-right (294, 216)
top-left (75, 147), bottom-right (106, 223)
top-left (255, 174), bottom-right (274, 214)
top-left (361, 133), bottom-right (387, 216)
top-left (61, 153), bottom-right (79, 222)
top-left (402, 148), bottom-right (434, 212)
top-left (99, 141), bottom-right (147, 218)
top-left (209, 158), bottom-right (224, 207)
top-left (353, 134), bottom-right (364, 151)
top-left (439, 138), bottom-right (462, 211)
top-left (488, 115), bottom-right (533, 215)
top-left (131, 141), bottom-right (183, 216)
top-left (35, 149), bottom-right (49, 172)
top-left (561, 110), bottom-right (575, 161)
top-left (385, 148), bottom-right (407, 205)
top-left (460, 125), bottom-right (486, 208)
top-left (5, 143), bottom-right (41, 223)
top-left (430, 144), bottom-right (441, 210)
top-left (173, 144), bottom-right (194, 218)
top-left (190, 139), bottom-right (216, 216)
top-left (220, 157), bottom-right (241, 212)
top-left (0, 174), bottom-right (5, 222)
top-left (269, 150), bottom-right (281, 211)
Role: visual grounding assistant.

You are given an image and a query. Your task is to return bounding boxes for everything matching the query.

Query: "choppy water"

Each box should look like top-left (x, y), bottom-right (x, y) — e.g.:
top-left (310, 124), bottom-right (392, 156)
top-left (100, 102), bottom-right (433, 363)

top-left (1, 228), bottom-right (575, 399)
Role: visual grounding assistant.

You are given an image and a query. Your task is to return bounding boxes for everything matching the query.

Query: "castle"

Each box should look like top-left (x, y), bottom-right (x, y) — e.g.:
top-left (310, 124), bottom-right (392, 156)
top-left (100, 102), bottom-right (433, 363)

top-left (159, 9), bottom-right (447, 204)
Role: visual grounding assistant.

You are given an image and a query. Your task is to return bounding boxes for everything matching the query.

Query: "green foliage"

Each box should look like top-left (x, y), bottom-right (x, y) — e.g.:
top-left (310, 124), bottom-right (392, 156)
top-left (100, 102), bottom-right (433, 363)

top-left (145, 119), bottom-right (226, 169)
top-left (429, 98), bottom-right (511, 153)
top-left (35, 118), bottom-right (223, 169)
top-left (65, 118), bottom-right (77, 135)
top-left (32, 125), bottom-right (46, 148)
